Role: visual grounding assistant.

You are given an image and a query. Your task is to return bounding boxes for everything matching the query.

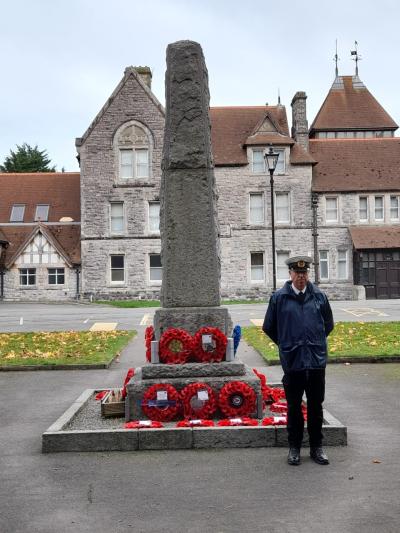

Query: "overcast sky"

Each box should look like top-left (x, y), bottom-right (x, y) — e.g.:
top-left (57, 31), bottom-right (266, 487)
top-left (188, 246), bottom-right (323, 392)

top-left (1, 0), bottom-right (399, 172)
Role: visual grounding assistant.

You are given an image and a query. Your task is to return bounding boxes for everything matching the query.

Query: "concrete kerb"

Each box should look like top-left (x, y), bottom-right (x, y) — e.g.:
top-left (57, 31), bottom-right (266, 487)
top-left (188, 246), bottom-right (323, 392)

top-left (42, 387), bottom-right (348, 453)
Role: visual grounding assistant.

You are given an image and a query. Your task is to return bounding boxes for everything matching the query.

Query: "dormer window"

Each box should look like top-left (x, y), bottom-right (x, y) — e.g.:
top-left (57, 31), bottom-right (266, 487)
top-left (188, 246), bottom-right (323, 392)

top-left (251, 148), bottom-right (285, 174)
top-left (115, 122), bottom-right (151, 179)
top-left (10, 204), bottom-right (25, 222)
top-left (35, 204), bottom-right (49, 222)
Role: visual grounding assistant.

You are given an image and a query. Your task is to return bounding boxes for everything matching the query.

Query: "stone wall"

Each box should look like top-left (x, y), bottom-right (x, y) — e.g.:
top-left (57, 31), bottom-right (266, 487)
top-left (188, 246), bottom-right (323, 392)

top-left (79, 70), bottom-right (165, 298)
top-left (4, 263), bottom-right (79, 301)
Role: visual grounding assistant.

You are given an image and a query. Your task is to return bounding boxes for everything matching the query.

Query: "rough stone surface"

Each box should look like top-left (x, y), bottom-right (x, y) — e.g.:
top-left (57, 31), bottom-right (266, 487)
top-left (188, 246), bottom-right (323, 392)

top-left (192, 426), bottom-right (275, 448)
top-left (138, 428), bottom-right (192, 450)
top-left (42, 429), bottom-right (139, 453)
top-left (141, 361), bottom-right (246, 379)
top-left (154, 306), bottom-right (233, 337)
top-left (160, 40), bottom-right (221, 308)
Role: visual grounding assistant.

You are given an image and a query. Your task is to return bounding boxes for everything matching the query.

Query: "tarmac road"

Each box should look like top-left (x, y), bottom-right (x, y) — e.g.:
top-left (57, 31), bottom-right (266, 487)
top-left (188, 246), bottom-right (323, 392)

top-left (0, 298), bottom-right (399, 333)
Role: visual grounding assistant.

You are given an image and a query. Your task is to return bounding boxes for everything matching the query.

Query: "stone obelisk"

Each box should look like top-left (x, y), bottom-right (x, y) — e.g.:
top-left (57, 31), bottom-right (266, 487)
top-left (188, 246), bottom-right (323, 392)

top-left (154, 40), bottom-right (232, 337)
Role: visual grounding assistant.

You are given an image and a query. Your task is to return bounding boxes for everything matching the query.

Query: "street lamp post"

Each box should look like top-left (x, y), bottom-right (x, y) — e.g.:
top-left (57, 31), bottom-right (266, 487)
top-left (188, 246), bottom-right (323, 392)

top-left (264, 146), bottom-right (280, 292)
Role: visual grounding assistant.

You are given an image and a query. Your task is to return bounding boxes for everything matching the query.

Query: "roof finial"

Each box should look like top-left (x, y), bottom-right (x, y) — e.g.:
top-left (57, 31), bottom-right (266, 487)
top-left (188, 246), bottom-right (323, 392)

top-left (334, 39), bottom-right (339, 77)
top-left (278, 87), bottom-right (281, 105)
top-left (350, 40), bottom-right (362, 76)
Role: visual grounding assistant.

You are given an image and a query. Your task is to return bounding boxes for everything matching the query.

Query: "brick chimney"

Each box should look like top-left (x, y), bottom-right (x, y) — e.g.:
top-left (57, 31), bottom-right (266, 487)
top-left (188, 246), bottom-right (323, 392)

top-left (133, 66), bottom-right (152, 89)
top-left (291, 91), bottom-right (309, 150)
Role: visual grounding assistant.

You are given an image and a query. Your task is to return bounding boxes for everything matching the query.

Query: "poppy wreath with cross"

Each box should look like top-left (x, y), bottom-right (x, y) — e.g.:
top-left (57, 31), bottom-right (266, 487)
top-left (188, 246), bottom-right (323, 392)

top-left (218, 381), bottom-right (257, 418)
top-left (192, 326), bottom-right (227, 363)
top-left (141, 383), bottom-right (181, 422)
top-left (180, 382), bottom-right (218, 419)
top-left (159, 328), bottom-right (193, 364)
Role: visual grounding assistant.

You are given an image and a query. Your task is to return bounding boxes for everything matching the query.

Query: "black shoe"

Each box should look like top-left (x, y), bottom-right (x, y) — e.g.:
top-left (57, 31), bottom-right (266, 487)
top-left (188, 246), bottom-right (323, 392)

top-left (288, 447), bottom-right (301, 466)
top-left (310, 447), bottom-right (329, 465)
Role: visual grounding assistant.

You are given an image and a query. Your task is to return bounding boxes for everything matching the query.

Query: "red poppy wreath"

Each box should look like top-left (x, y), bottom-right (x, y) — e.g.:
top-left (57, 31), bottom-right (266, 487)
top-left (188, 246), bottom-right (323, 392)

top-left (124, 420), bottom-right (164, 429)
top-left (192, 326), bottom-right (227, 363)
top-left (218, 381), bottom-right (257, 418)
top-left (144, 326), bottom-right (155, 362)
top-left (180, 382), bottom-right (218, 419)
top-left (141, 383), bottom-right (181, 422)
top-left (159, 328), bottom-right (193, 364)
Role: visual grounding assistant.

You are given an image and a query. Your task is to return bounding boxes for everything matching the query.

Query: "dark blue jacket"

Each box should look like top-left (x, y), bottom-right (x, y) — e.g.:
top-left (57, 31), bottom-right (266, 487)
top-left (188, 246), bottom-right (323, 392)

top-left (262, 281), bottom-right (334, 373)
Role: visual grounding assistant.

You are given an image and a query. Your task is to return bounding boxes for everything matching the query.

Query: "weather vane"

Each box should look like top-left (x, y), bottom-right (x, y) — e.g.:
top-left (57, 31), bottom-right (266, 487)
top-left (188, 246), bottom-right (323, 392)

top-left (333, 39), bottom-right (340, 77)
top-left (350, 40), bottom-right (362, 76)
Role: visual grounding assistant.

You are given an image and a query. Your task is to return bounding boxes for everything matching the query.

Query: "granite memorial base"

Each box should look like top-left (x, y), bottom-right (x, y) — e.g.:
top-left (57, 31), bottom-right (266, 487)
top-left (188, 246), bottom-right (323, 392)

top-left (42, 387), bottom-right (347, 453)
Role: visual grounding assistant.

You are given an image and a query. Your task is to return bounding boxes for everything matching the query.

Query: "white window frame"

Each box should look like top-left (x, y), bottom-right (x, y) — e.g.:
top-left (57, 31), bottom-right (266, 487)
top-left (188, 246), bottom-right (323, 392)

top-left (148, 201), bottom-right (160, 233)
top-left (390, 195), bottom-right (400, 220)
top-left (110, 254), bottom-right (125, 285)
top-left (374, 195), bottom-right (384, 221)
top-left (110, 202), bottom-right (125, 235)
top-left (19, 268), bottom-right (36, 286)
top-left (359, 196), bottom-right (369, 222)
top-left (274, 149), bottom-right (286, 175)
top-left (249, 193), bottom-right (265, 225)
top-left (337, 250), bottom-right (348, 280)
top-left (275, 192), bottom-right (290, 224)
top-left (276, 251), bottom-right (290, 281)
top-left (251, 150), bottom-right (265, 174)
top-left (319, 250), bottom-right (329, 280)
top-left (119, 148), bottom-right (149, 179)
top-left (34, 204), bottom-right (49, 222)
top-left (325, 196), bottom-right (338, 223)
top-left (10, 204), bottom-right (25, 222)
top-left (250, 252), bottom-right (265, 283)
top-left (48, 267), bottom-right (65, 285)
top-left (149, 253), bottom-right (162, 284)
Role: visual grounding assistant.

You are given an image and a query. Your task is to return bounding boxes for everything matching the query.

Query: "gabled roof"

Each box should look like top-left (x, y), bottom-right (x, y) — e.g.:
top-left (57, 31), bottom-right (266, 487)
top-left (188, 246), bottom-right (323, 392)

top-left (310, 75), bottom-right (398, 134)
top-left (349, 226), bottom-right (400, 250)
top-left (0, 224), bottom-right (81, 269)
top-left (76, 67), bottom-right (165, 148)
top-left (209, 106), bottom-right (290, 165)
top-left (310, 138), bottom-right (400, 192)
top-left (0, 173), bottom-right (80, 223)
top-left (290, 143), bottom-right (317, 165)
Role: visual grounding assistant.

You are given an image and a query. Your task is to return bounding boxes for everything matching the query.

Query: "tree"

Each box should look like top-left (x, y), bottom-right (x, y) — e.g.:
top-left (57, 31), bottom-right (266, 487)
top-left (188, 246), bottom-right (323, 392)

top-left (0, 143), bottom-right (56, 172)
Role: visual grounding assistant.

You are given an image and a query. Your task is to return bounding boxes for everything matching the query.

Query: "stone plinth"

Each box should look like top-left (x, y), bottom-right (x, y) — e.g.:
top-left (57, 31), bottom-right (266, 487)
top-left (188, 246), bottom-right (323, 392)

top-left (125, 364), bottom-right (262, 421)
top-left (141, 361), bottom-right (246, 379)
top-left (154, 306), bottom-right (232, 337)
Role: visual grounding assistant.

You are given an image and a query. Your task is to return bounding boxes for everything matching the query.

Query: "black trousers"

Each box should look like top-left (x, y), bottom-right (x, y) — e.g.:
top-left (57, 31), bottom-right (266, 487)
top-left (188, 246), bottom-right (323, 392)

top-left (282, 369), bottom-right (325, 448)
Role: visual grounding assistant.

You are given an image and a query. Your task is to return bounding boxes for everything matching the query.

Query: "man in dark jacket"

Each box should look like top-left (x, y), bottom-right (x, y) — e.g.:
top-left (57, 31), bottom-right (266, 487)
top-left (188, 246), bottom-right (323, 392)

top-left (263, 255), bottom-right (334, 466)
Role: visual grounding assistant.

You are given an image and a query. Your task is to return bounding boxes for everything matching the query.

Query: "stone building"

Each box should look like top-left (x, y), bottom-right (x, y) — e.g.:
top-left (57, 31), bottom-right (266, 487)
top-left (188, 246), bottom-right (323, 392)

top-left (0, 173), bottom-right (81, 300)
top-left (309, 74), bottom-right (400, 299)
top-left (76, 67), bottom-right (315, 301)
top-left (1, 65), bottom-right (399, 302)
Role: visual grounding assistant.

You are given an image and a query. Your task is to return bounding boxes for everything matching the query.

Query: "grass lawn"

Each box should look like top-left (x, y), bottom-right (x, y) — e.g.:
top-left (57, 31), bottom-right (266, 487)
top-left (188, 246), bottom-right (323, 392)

top-left (0, 330), bottom-right (136, 368)
top-left (95, 299), bottom-right (264, 308)
top-left (242, 322), bottom-right (400, 364)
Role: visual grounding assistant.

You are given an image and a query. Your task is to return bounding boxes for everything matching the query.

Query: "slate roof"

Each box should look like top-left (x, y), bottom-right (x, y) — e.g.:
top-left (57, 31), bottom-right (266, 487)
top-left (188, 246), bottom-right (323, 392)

top-left (349, 226), bottom-right (400, 249)
top-left (0, 172), bottom-right (80, 222)
top-left (310, 138), bottom-right (400, 192)
top-left (310, 75), bottom-right (398, 134)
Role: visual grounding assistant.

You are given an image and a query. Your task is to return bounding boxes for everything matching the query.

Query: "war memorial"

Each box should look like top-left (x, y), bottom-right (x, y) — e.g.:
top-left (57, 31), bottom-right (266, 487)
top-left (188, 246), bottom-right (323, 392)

top-left (42, 41), bottom-right (346, 453)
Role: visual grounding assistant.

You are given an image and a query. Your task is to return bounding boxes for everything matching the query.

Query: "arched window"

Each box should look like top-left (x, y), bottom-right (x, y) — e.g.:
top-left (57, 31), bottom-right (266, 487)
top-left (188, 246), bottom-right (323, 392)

top-left (114, 122), bottom-right (151, 179)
